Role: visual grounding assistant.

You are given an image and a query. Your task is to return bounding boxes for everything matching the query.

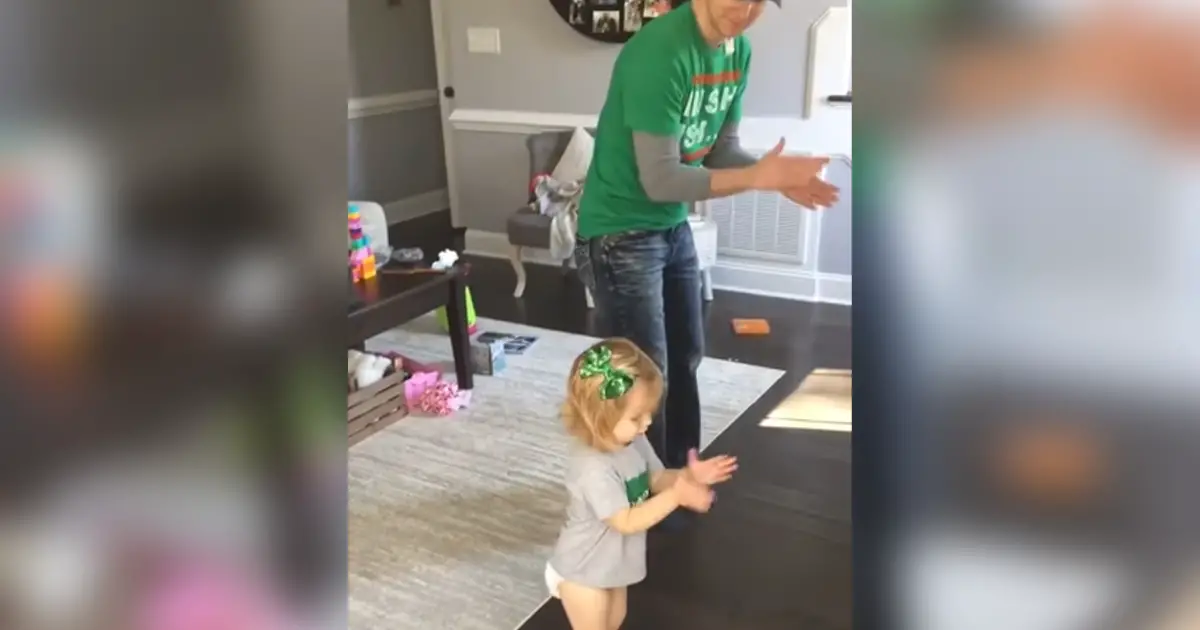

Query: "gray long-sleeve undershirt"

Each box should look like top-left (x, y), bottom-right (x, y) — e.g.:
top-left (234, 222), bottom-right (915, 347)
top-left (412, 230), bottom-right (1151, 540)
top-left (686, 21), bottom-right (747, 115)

top-left (632, 121), bottom-right (760, 203)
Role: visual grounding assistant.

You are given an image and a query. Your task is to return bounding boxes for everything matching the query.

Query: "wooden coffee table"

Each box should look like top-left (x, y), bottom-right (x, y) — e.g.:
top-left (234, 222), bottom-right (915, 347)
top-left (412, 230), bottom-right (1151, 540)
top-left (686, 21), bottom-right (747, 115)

top-left (347, 266), bottom-right (473, 390)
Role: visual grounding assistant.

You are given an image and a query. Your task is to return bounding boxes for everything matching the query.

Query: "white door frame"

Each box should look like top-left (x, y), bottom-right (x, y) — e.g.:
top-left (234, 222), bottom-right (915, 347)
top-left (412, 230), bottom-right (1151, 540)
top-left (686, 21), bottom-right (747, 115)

top-left (428, 0), bottom-right (463, 227)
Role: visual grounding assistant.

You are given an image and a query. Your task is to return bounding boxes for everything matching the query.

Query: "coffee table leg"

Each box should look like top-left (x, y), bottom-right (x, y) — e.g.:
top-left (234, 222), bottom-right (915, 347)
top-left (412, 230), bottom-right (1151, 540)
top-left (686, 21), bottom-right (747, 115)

top-left (447, 275), bottom-right (474, 389)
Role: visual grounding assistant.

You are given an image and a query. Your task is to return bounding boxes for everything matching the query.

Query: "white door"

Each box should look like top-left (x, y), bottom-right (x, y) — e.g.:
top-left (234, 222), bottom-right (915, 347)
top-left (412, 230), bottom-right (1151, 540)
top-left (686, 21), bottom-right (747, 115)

top-left (428, 0), bottom-right (463, 227)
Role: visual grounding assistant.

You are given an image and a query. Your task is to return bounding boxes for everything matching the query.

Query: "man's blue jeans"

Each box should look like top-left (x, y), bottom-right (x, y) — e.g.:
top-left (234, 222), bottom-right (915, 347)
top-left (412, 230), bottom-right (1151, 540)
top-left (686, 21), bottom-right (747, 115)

top-left (577, 223), bottom-right (705, 468)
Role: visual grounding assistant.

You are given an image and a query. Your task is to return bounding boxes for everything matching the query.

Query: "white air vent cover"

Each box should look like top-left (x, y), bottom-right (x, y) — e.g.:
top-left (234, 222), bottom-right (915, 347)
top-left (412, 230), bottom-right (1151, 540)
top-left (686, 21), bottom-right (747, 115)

top-left (709, 190), bottom-right (810, 263)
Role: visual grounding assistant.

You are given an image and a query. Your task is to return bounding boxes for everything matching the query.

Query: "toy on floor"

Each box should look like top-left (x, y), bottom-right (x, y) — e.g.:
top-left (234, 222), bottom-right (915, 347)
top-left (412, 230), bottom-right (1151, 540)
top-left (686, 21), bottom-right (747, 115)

top-left (470, 338), bottom-right (506, 375)
top-left (414, 380), bottom-right (470, 416)
top-left (403, 371), bottom-right (441, 407)
top-left (403, 370), bottom-right (470, 416)
top-left (352, 354), bottom-right (392, 390)
top-left (348, 204), bottom-right (377, 282)
top-left (731, 318), bottom-right (771, 336)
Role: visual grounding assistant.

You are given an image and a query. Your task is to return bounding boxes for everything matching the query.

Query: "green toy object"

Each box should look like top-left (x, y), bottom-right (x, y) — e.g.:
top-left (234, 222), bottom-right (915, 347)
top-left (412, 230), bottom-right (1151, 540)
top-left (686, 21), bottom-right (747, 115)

top-left (437, 287), bottom-right (477, 334)
top-left (429, 250), bottom-right (476, 334)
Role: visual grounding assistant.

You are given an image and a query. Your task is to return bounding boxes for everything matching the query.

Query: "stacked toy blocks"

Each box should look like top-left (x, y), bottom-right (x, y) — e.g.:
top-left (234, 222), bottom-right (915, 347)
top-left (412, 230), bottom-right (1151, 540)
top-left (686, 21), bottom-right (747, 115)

top-left (348, 204), bottom-right (377, 282)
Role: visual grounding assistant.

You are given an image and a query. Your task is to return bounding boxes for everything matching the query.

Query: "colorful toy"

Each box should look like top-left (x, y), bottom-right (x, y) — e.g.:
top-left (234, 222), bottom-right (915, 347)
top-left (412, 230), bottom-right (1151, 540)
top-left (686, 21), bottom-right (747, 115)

top-left (135, 557), bottom-right (286, 630)
top-left (414, 381), bottom-right (469, 416)
top-left (731, 318), bottom-right (771, 336)
top-left (403, 371), bottom-right (441, 408)
top-left (348, 204), bottom-right (377, 282)
top-left (470, 339), bottom-right (506, 376)
top-left (436, 290), bottom-right (477, 335)
top-left (431, 249), bottom-right (478, 334)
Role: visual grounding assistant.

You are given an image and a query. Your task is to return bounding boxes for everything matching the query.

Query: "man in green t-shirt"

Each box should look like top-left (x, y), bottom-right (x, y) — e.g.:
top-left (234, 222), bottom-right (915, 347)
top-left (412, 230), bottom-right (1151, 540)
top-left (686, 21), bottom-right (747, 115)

top-left (576, 0), bottom-right (838, 477)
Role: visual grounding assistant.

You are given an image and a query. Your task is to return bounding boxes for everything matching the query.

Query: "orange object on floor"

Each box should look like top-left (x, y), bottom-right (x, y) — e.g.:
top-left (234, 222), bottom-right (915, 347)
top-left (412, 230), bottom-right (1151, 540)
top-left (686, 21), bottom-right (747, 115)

top-left (731, 318), bottom-right (771, 335)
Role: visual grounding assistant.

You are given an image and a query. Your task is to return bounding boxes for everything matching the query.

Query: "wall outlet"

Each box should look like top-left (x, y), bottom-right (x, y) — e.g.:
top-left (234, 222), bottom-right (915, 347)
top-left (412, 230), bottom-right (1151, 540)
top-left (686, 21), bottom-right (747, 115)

top-left (466, 27), bottom-right (501, 55)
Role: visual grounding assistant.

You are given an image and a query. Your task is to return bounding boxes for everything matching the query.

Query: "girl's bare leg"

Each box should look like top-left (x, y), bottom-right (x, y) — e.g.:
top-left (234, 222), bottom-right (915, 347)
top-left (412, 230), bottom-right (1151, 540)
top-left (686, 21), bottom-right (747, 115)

top-left (559, 580), bottom-right (611, 630)
top-left (607, 586), bottom-right (628, 630)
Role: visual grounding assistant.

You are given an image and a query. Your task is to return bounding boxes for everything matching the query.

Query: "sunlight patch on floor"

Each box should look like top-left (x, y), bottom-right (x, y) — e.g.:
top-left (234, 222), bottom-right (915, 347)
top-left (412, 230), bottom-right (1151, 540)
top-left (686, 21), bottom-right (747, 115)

top-left (760, 368), bottom-right (851, 432)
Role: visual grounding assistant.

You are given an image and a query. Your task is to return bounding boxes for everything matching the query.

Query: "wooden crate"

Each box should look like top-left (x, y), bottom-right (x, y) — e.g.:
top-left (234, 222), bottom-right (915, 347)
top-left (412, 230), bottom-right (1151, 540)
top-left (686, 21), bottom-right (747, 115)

top-left (347, 369), bottom-right (409, 447)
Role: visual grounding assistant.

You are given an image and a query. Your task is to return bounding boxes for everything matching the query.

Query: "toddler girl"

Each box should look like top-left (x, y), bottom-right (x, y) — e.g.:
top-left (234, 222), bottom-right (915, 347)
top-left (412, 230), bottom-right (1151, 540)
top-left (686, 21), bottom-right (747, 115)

top-left (546, 338), bottom-right (738, 630)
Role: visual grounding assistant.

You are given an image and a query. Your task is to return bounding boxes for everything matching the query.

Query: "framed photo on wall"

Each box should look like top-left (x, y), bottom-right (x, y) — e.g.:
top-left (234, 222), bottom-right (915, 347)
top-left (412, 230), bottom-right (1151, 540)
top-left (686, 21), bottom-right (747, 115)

top-left (549, 0), bottom-right (683, 44)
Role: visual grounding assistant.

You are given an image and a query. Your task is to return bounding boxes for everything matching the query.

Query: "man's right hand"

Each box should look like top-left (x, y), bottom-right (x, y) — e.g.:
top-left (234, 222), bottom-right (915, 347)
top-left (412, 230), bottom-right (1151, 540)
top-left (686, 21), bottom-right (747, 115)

top-left (751, 138), bottom-right (830, 192)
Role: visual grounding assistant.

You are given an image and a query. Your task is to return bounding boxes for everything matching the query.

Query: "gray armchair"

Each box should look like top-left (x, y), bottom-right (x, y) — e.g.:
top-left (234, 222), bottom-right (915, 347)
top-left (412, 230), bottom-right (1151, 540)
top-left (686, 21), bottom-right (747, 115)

top-left (505, 129), bottom-right (595, 307)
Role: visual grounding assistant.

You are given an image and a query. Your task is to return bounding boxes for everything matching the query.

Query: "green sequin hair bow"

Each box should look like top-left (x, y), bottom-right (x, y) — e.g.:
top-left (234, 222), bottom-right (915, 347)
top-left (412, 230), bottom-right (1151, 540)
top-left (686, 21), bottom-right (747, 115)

top-left (578, 345), bottom-right (635, 400)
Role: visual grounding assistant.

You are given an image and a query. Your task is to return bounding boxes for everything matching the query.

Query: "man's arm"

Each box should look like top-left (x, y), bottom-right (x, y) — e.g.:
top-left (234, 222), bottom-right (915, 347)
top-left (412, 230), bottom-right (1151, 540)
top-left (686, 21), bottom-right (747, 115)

top-left (632, 131), bottom-right (759, 202)
top-left (701, 43), bottom-right (758, 169)
top-left (703, 120), bottom-right (759, 169)
top-left (622, 42), bottom-right (760, 203)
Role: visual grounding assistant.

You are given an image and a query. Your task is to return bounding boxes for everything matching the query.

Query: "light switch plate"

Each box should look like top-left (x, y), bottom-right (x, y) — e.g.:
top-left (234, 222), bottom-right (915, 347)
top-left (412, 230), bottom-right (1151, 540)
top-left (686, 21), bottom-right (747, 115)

top-left (466, 27), bottom-right (501, 54)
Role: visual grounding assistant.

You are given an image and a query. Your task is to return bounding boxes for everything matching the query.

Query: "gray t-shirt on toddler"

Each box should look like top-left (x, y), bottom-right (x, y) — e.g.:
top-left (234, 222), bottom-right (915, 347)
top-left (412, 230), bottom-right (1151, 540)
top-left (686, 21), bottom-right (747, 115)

top-left (548, 435), bottom-right (665, 589)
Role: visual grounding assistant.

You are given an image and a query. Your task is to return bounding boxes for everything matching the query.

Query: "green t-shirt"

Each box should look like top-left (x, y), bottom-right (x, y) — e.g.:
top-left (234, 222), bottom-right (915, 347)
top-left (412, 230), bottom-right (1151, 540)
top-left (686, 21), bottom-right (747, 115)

top-left (577, 3), bottom-right (751, 239)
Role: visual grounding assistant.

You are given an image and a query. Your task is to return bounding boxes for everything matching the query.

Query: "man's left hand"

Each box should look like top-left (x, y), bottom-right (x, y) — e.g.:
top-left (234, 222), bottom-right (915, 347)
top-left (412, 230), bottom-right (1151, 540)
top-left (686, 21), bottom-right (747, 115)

top-left (784, 177), bottom-right (840, 210)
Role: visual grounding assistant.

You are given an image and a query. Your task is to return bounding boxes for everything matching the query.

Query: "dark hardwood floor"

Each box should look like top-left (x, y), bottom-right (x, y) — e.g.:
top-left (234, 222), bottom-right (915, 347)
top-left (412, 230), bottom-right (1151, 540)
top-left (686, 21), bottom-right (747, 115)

top-left (392, 211), bottom-right (851, 630)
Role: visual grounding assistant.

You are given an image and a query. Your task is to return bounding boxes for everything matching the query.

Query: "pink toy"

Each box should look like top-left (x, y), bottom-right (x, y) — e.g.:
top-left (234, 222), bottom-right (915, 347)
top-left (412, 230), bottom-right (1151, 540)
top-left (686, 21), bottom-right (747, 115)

top-left (136, 560), bottom-right (285, 630)
top-left (403, 371), bottom-right (440, 408)
top-left (414, 381), bottom-right (468, 416)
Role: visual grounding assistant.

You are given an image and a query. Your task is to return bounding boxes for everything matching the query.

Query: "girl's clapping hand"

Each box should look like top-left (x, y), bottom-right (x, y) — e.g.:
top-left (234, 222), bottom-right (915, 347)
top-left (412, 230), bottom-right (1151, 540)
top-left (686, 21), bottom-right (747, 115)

top-left (672, 473), bottom-right (715, 513)
top-left (686, 449), bottom-right (738, 486)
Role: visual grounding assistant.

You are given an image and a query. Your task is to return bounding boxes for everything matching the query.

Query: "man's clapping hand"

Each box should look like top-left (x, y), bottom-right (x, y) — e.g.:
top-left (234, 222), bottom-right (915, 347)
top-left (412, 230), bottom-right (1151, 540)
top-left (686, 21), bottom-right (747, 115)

top-left (784, 177), bottom-right (840, 210)
top-left (751, 138), bottom-right (830, 192)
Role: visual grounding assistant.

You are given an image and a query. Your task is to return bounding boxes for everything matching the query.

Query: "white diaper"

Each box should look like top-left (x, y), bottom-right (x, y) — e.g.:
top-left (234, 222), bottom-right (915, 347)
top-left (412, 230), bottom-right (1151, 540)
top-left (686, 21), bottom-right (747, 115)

top-left (544, 562), bottom-right (565, 599)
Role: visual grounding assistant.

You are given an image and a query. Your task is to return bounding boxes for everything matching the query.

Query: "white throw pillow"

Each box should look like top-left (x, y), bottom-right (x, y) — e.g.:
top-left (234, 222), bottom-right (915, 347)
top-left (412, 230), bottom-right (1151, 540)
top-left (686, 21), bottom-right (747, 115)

top-left (550, 126), bottom-right (594, 183)
top-left (349, 201), bottom-right (389, 251)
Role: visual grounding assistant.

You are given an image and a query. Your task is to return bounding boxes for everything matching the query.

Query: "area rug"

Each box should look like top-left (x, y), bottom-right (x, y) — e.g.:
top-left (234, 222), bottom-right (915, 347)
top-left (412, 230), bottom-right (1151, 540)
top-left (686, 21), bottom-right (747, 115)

top-left (348, 316), bottom-right (784, 630)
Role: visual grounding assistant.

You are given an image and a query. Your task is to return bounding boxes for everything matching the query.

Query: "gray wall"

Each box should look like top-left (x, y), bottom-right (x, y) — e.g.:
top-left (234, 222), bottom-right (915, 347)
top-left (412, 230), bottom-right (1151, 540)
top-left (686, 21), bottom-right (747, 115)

top-left (349, 0), bottom-right (438, 98)
top-left (442, 0), bottom-right (842, 116)
top-left (347, 0), bottom-right (447, 216)
top-left (441, 0), bottom-right (852, 298)
top-left (818, 157), bottom-right (852, 275)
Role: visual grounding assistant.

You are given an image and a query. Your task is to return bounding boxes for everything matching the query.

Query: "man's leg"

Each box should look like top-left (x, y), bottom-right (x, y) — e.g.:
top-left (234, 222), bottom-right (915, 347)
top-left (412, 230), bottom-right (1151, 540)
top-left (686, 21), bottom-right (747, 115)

top-left (661, 223), bottom-right (705, 468)
top-left (588, 231), bottom-right (670, 459)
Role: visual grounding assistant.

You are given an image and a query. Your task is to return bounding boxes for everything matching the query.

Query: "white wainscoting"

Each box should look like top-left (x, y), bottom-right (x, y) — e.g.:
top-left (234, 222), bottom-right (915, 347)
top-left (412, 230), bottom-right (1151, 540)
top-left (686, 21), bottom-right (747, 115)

top-left (347, 89), bottom-right (446, 223)
top-left (447, 109), bottom-right (851, 158)
top-left (348, 89), bottom-right (439, 119)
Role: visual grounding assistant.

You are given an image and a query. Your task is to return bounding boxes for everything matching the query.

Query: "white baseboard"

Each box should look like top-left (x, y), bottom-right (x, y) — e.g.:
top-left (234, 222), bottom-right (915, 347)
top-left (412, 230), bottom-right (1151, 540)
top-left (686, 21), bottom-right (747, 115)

top-left (464, 229), bottom-right (851, 305)
top-left (348, 90), bottom-right (439, 119)
top-left (708, 258), bottom-right (852, 305)
top-left (816, 273), bottom-right (853, 305)
top-left (383, 188), bottom-right (450, 224)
